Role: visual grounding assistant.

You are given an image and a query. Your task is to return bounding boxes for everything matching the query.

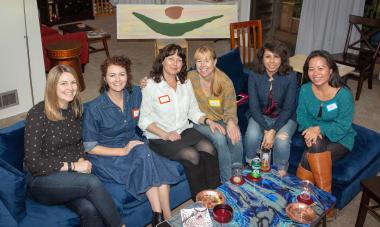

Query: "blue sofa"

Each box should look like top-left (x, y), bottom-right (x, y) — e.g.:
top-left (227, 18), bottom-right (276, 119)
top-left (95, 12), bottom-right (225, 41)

top-left (0, 120), bottom-right (191, 227)
top-left (216, 49), bottom-right (380, 210)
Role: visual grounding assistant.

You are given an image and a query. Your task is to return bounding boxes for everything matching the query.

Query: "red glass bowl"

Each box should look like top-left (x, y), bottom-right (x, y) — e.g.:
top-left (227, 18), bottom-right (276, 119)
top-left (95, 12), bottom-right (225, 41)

top-left (297, 194), bottom-right (314, 205)
top-left (213, 204), bottom-right (233, 223)
top-left (230, 176), bottom-right (245, 185)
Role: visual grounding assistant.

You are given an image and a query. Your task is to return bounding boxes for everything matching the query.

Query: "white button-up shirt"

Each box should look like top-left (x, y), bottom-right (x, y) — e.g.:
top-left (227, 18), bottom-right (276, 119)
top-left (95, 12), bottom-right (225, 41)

top-left (139, 78), bottom-right (205, 139)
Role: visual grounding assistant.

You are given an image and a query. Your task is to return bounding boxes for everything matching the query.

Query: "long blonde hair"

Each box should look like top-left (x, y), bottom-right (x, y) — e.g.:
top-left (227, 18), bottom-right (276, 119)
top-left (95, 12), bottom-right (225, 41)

top-left (44, 65), bottom-right (82, 121)
top-left (194, 46), bottom-right (222, 96)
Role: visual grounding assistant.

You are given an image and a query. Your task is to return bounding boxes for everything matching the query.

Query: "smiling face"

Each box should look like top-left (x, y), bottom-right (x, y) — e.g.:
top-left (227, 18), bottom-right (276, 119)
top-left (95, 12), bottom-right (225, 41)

top-left (195, 52), bottom-right (216, 80)
top-left (307, 56), bottom-right (332, 87)
top-left (56, 72), bottom-right (78, 108)
top-left (105, 64), bottom-right (128, 93)
top-left (263, 50), bottom-right (282, 77)
top-left (162, 51), bottom-right (183, 77)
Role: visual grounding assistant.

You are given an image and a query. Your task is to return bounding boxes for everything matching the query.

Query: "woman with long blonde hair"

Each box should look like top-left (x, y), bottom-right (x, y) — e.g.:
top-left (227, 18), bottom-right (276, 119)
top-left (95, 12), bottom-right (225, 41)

top-left (188, 45), bottom-right (243, 183)
top-left (25, 65), bottom-right (124, 227)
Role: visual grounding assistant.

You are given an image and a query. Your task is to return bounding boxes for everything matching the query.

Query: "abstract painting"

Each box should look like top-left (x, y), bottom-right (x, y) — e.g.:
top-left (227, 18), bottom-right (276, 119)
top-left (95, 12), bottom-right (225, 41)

top-left (117, 4), bottom-right (238, 39)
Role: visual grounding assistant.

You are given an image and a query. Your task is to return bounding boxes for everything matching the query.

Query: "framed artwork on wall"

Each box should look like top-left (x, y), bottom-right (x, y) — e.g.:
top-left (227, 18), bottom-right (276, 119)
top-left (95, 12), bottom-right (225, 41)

top-left (117, 4), bottom-right (238, 39)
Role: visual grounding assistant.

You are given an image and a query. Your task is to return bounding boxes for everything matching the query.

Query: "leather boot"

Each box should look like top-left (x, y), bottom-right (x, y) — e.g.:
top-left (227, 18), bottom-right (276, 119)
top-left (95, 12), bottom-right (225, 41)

top-left (152, 211), bottom-right (163, 227)
top-left (200, 152), bottom-right (221, 189)
top-left (181, 161), bottom-right (207, 200)
top-left (307, 151), bottom-right (332, 193)
top-left (296, 165), bottom-right (315, 184)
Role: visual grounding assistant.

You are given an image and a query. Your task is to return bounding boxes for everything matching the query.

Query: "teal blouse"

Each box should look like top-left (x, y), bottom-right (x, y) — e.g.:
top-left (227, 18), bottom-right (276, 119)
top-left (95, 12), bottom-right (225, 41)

top-left (296, 83), bottom-right (356, 151)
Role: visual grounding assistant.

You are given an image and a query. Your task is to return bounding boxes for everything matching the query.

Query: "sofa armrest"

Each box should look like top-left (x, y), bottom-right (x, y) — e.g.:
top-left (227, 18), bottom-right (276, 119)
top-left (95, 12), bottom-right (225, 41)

top-left (41, 32), bottom-right (89, 71)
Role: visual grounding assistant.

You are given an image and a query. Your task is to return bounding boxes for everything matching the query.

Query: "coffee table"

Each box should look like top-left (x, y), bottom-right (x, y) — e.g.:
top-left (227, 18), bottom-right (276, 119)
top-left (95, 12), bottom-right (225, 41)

top-left (58, 22), bottom-right (111, 57)
top-left (167, 168), bottom-right (336, 227)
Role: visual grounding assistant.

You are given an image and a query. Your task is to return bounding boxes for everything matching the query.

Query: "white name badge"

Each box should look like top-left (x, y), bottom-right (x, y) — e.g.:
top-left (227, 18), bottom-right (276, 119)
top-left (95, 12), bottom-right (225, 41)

top-left (326, 103), bottom-right (338, 111)
top-left (208, 99), bottom-right (221, 107)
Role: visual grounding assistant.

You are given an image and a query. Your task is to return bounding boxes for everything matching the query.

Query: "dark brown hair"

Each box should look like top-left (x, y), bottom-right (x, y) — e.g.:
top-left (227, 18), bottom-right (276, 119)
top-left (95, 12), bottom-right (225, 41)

top-left (254, 39), bottom-right (292, 75)
top-left (303, 50), bottom-right (346, 88)
top-left (149, 44), bottom-right (187, 84)
top-left (99, 56), bottom-right (133, 93)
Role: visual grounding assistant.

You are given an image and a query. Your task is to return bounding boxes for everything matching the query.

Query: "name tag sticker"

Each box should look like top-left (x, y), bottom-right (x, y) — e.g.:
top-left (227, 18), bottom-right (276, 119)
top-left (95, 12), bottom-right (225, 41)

top-left (158, 95), bottom-right (170, 104)
top-left (132, 108), bottom-right (139, 119)
top-left (208, 99), bottom-right (221, 107)
top-left (326, 103), bottom-right (338, 111)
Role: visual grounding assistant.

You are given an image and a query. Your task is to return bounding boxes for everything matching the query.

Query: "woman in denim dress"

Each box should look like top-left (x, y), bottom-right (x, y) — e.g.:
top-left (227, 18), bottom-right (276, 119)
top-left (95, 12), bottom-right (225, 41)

top-left (83, 56), bottom-right (181, 226)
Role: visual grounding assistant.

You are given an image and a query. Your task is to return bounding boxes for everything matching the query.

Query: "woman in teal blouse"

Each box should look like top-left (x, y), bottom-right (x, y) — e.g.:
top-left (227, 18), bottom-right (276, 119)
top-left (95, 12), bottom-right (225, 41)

top-left (296, 50), bottom-right (356, 196)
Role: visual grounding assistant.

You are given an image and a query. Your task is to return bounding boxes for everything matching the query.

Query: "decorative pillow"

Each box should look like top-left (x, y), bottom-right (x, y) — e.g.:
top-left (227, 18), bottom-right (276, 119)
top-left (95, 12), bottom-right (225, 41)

top-left (0, 121), bottom-right (25, 171)
top-left (0, 158), bottom-right (26, 222)
top-left (216, 48), bottom-right (248, 94)
top-left (0, 199), bottom-right (17, 227)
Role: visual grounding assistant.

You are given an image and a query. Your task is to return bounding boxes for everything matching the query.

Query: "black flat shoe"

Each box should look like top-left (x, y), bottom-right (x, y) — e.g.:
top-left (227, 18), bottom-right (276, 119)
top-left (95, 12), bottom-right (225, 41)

top-left (152, 211), bottom-right (164, 227)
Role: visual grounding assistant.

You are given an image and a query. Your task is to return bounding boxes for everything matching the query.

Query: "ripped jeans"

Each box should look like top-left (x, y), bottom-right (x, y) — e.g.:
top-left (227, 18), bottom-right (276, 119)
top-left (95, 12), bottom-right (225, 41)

top-left (244, 116), bottom-right (297, 164)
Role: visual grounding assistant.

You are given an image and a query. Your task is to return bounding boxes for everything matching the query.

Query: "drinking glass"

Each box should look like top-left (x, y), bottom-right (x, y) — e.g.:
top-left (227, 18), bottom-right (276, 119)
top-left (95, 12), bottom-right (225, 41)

top-left (298, 180), bottom-right (313, 204)
top-left (275, 160), bottom-right (289, 178)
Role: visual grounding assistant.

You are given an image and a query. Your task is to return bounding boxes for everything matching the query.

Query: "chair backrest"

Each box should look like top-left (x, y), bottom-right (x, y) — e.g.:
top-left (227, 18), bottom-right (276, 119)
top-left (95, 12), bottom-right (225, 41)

top-left (230, 20), bottom-right (263, 67)
top-left (343, 15), bottom-right (380, 56)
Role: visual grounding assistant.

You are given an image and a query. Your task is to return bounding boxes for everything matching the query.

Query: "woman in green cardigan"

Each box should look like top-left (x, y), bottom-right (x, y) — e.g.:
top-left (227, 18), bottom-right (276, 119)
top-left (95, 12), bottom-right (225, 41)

top-left (296, 50), bottom-right (356, 195)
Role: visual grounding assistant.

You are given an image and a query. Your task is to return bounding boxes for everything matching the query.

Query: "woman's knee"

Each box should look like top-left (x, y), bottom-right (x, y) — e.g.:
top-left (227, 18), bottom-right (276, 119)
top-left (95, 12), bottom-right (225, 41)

top-left (308, 137), bottom-right (328, 153)
top-left (245, 121), bottom-right (263, 142)
top-left (83, 174), bottom-right (103, 190)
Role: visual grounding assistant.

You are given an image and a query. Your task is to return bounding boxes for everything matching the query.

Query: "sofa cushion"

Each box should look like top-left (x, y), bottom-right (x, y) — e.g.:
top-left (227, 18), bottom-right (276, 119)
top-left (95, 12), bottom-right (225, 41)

top-left (40, 25), bottom-right (59, 36)
top-left (332, 124), bottom-right (380, 183)
top-left (216, 48), bottom-right (248, 94)
top-left (0, 199), bottom-right (17, 227)
top-left (0, 158), bottom-right (26, 222)
top-left (20, 199), bottom-right (79, 227)
top-left (0, 121), bottom-right (25, 171)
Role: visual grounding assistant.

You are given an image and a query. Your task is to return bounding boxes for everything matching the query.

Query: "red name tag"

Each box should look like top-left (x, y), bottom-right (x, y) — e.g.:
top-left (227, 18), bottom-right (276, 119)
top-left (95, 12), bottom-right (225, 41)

top-left (158, 95), bottom-right (171, 104)
top-left (132, 108), bottom-right (139, 119)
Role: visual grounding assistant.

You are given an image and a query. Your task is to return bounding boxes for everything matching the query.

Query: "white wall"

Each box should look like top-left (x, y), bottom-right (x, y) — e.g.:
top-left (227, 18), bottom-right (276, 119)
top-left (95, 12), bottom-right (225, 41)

top-left (0, 0), bottom-right (45, 120)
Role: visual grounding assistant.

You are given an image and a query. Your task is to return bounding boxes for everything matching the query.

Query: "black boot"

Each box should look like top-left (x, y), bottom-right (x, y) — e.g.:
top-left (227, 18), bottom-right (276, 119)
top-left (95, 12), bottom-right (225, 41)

top-left (181, 160), bottom-right (207, 200)
top-left (152, 211), bottom-right (163, 227)
top-left (200, 152), bottom-right (221, 189)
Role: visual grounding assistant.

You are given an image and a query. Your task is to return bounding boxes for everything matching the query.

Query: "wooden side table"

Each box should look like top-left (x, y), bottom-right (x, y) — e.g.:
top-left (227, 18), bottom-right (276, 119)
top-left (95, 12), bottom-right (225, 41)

top-left (355, 176), bottom-right (380, 227)
top-left (45, 40), bottom-right (85, 91)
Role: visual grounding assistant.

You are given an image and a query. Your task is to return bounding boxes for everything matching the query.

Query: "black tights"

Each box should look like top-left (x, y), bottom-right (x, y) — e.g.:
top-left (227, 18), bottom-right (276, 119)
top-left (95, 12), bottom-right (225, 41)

top-left (173, 139), bottom-right (216, 165)
top-left (300, 137), bottom-right (348, 170)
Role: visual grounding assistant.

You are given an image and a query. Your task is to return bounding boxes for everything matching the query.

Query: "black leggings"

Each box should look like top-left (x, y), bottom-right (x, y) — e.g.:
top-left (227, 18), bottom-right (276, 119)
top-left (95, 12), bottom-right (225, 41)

top-left (149, 128), bottom-right (220, 198)
top-left (300, 137), bottom-right (348, 170)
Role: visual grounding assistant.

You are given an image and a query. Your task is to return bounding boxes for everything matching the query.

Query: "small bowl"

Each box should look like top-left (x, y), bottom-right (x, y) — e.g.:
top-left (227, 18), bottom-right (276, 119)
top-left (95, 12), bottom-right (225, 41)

top-left (213, 204), bottom-right (233, 223)
top-left (286, 202), bottom-right (316, 224)
top-left (230, 175), bottom-right (245, 185)
top-left (196, 190), bottom-right (225, 209)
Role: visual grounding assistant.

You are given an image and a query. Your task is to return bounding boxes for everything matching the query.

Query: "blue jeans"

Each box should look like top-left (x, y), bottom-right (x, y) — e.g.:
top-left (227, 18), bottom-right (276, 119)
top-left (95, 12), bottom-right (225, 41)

top-left (245, 116), bottom-right (297, 164)
top-left (27, 172), bottom-right (122, 227)
top-left (194, 122), bottom-right (244, 183)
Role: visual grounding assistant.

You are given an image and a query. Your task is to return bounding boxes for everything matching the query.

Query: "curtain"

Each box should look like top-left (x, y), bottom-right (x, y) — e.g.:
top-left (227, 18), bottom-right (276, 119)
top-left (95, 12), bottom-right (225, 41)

top-left (295, 0), bottom-right (366, 55)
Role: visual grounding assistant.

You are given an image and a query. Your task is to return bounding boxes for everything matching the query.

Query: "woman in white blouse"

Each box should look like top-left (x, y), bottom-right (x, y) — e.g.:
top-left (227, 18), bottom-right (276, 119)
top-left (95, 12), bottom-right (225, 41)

top-left (139, 44), bottom-right (224, 199)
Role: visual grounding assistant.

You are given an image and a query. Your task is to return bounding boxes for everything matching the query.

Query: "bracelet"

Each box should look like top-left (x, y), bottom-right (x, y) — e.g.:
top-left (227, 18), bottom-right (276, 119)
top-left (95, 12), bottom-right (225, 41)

top-left (204, 117), bottom-right (209, 125)
top-left (68, 162), bottom-right (72, 172)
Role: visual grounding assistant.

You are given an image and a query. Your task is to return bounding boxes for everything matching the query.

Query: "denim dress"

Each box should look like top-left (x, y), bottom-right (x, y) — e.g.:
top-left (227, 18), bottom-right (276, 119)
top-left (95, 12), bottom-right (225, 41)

top-left (83, 86), bottom-right (181, 200)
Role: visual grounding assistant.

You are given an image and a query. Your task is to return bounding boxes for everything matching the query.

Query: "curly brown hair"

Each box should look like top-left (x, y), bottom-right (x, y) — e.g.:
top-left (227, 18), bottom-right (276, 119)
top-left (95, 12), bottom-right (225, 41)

top-left (254, 39), bottom-right (293, 76)
top-left (149, 44), bottom-right (187, 84)
top-left (99, 56), bottom-right (133, 93)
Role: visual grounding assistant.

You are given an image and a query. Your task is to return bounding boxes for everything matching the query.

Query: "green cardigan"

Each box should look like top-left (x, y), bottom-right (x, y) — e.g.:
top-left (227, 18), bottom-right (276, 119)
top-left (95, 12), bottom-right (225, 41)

top-left (296, 83), bottom-right (356, 151)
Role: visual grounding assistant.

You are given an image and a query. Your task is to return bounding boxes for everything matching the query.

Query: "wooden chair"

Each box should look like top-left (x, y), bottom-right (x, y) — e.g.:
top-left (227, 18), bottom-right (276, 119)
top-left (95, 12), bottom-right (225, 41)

top-left (331, 15), bottom-right (380, 100)
top-left (230, 20), bottom-right (263, 67)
